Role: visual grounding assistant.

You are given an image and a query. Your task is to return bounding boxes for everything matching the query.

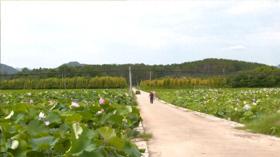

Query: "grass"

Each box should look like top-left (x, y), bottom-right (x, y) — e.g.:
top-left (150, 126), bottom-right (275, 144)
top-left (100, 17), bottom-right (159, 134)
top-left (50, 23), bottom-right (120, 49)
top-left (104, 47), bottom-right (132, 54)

top-left (245, 113), bottom-right (280, 137)
top-left (137, 132), bottom-right (153, 141)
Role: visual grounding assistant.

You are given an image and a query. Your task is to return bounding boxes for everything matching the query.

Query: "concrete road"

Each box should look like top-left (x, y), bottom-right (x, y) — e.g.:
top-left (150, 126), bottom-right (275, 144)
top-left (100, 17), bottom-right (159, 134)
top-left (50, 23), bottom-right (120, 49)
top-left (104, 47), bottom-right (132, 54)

top-left (135, 90), bottom-right (280, 157)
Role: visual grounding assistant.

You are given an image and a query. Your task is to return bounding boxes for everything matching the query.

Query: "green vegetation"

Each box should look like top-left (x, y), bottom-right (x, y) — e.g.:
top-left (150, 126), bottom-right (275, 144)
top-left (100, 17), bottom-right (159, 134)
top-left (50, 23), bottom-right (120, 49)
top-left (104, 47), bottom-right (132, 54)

top-left (3, 58), bottom-right (280, 88)
top-left (0, 76), bottom-right (127, 89)
top-left (2, 58), bottom-right (269, 86)
top-left (140, 77), bottom-right (227, 88)
top-left (153, 88), bottom-right (280, 136)
top-left (230, 67), bottom-right (280, 87)
top-left (136, 133), bottom-right (153, 142)
top-left (140, 67), bottom-right (280, 88)
top-left (0, 89), bottom-right (142, 156)
top-left (245, 113), bottom-right (280, 136)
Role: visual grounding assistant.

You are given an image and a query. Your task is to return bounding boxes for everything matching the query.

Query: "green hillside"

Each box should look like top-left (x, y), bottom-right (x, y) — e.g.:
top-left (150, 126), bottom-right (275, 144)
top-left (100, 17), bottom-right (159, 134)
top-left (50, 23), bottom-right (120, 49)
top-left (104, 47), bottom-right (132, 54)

top-left (0, 64), bottom-right (18, 75)
top-left (3, 58), bottom-right (269, 85)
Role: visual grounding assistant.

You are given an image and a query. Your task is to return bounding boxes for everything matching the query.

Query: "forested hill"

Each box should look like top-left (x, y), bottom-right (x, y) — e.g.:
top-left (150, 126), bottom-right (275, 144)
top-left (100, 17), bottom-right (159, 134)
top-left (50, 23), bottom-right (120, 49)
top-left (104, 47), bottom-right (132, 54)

top-left (3, 58), bottom-right (268, 84)
top-left (157, 58), bottom-right (267, 75)
top-left (0, 64), bottom-right (19, 74)
top-left (33, 59), bottom-right (266, 74)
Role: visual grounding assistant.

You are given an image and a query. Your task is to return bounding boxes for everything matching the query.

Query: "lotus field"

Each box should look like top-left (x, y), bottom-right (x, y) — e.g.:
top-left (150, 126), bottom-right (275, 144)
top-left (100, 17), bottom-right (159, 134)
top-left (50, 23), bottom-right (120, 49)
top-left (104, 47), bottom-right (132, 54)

top-left (155, 88), bottom-right (280, 136)
top-left (0, 89), bottom-right (142, 157)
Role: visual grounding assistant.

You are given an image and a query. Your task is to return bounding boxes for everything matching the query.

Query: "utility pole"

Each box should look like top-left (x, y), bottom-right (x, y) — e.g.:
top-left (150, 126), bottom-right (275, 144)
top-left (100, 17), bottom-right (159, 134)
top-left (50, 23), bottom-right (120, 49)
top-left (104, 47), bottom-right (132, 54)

top-left (62, 72), bottom-right (66, 89)
top-left (129, 66), bottom-right (132, 93)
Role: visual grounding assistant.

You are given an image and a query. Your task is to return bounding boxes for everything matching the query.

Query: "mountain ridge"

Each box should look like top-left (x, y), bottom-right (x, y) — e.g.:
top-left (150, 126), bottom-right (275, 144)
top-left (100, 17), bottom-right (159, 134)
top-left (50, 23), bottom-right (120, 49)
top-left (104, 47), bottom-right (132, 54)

top-left (0, 64), bottom-right (19, 74)
top-left (1, 58), bottom-right (275, 77)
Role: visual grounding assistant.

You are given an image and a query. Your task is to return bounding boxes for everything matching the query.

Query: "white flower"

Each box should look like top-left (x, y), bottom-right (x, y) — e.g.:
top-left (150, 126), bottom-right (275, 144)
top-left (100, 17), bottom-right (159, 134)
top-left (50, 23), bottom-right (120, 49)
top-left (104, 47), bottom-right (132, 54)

top-left (97, 110), bottom-right (103, 115)
top-left (29, 99), bottom-right (34, 104)
top-left (38, 112), bottom-right (46, 120)
top-left (27, 93), bottom-right (32, 96)
top-left (44, 121), bottom-right (50, 126)
top-left (96, 109), bottom-right (105, 115)
top-left (71, 101), bottom-right (80, 108)
top-left (252, 102), bottom-right (257, 106)
top-left (234, 108), bottom-right (238, 111)
top-left (4, 111), bottom-right (14, 119)
top-left (243, 104), bottom-right (251, 111)
top-left (10, 140), bottom-right (19, 150)
top-left (72, 123), bottom-right (83, 139)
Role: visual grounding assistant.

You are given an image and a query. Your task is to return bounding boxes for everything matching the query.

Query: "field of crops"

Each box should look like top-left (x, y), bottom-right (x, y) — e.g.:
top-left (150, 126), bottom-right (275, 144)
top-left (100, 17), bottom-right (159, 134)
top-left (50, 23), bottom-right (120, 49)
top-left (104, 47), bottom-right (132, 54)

top-left (0, 89), bottom-right (142, 157)
top-left (155, 88), bottom-right (280, 136)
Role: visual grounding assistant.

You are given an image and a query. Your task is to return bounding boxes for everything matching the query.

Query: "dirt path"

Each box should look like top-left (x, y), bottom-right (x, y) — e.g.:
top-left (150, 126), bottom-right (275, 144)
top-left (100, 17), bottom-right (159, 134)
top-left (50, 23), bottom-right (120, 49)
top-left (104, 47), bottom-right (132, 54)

top-left (135, 90), bottom-right (280, 157)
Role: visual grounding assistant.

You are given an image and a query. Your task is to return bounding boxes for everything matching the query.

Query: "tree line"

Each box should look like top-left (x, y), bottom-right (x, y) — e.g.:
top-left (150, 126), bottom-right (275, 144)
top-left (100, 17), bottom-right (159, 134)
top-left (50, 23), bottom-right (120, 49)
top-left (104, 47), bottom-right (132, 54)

top-left (0, 76), bottom-right (127, 89)
top-left (1, 59), bottom-right (279, 88)
top-left (229, 67), bottom-right (280, 87)
top-left (140, 67), bottom-right (280, 88)
top-left (140, 77), bottom-right (227, 89)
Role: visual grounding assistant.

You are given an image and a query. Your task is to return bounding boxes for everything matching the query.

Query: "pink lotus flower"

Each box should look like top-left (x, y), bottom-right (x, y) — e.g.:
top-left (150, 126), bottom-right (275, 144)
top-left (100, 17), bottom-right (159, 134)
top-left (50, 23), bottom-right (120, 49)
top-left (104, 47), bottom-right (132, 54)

top-left (99, 98), bottom-right (105, 105)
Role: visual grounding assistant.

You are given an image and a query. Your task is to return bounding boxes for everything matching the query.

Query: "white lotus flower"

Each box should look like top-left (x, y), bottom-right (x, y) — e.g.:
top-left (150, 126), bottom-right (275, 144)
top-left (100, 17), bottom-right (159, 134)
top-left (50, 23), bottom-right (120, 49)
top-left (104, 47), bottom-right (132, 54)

top-left (10, 140), bottom-right (19, 150)
top-left (243, 104), bottom-right (251, 111)
top-left (71, 101), bottom-right (80, 108)
top-left (72, 123), bottom-right (83, 139)
top-left (38, 112), bottom-right (46, 120)
top-left (96, 109), bottom-right (104, 115)
top-left (44, 121), bottom-right (50, 126)
top-left (4, 111), bottom-right (14, 119)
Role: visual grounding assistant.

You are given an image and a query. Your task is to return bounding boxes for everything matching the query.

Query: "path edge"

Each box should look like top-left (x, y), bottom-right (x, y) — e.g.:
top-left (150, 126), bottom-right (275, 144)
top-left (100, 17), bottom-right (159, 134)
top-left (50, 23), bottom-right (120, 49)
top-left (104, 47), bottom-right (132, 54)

top-left (133, 88), bottom-right (150, 157)
top-left (140, 89), bottom-right (280, 141)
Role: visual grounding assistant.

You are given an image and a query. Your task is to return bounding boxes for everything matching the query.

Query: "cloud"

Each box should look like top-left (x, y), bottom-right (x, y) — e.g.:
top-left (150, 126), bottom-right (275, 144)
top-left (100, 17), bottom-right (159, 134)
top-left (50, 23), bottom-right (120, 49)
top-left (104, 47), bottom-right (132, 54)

top-left (256, 31), bottom-right (280, 40)
top-left (1, 1), bottom-right (280, 68)
top-left (227, 1), bottom-right (280, 15)
top-left (223, 45), bottom-right (247, 51)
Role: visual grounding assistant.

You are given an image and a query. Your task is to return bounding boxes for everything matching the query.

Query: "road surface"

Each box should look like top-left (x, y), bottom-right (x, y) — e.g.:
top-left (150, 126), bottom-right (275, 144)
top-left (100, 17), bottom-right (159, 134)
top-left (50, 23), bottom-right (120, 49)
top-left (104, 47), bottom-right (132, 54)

top-left (135, 90), bottom-right (280, 157)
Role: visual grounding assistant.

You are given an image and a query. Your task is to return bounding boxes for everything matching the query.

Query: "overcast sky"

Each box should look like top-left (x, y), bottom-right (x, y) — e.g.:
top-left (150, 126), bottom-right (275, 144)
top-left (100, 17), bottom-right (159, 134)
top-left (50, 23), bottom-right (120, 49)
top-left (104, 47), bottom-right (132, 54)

top-left (1, 0), bottom-right (280, 68)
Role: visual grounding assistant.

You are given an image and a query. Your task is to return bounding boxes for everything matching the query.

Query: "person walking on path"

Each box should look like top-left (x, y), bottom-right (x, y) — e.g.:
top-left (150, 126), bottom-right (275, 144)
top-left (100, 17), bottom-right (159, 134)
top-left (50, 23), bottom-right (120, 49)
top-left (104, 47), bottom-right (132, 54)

top-left (149, 91), bottom-right (155, 104)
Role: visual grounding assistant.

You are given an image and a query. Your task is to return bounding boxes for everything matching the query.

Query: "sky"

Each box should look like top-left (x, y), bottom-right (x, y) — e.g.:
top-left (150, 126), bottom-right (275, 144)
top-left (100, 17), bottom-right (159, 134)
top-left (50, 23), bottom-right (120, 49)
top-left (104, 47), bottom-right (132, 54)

top-left (1, 0), bottom-right (280, 68)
